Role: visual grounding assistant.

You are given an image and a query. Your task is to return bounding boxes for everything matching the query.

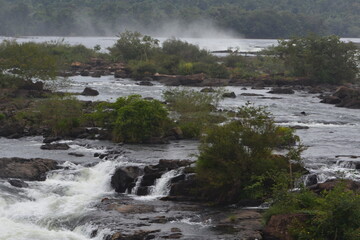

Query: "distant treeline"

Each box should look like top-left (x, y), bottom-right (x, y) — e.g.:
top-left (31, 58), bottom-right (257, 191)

top-left (0, 0), bottom-right (359, 38)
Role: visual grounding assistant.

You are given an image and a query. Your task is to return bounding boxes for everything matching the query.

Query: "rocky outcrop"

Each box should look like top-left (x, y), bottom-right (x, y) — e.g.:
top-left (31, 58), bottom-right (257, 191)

top-left (40, 143), bottom-right (70, 150)
top-left (111, 166), bottom-right (142, 193)
top-left (308, 179), bottom-right (360, 194)
top-left (268, 87), bottom-right (295, 94)
top-left (81, 87), bottom-right (99, 96)
top-left (222, 92), bottom-right (236, 98)
top-left (154, 73), bottom-right (206, 86)
top-left (263, 213), bottom-right (309, 240)
top-left (0, 157), bottom-right (58, 181)
top-left (320, 86), bottom-right (360, 109)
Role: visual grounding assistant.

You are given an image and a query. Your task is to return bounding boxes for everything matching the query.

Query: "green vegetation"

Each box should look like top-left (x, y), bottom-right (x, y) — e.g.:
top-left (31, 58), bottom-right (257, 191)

top-left (195, 103), bottom-right (304, 203)
top-left (265, 182), bottom-right (360, 240)
top-left (272, 35), bottom-right (360, 84)
top-left (163, 88), bottom-right (224, 138)
top-left (15, 96), bottom-right (84, 137)
top-left (91, 95), bottom-right (171, 143)
top-left (0, 0), bottom-right (359, 38)
top-left (0, 41), bottom-right (57, 81)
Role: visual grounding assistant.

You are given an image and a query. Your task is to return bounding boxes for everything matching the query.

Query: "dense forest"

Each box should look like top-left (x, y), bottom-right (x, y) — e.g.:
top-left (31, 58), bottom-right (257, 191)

top-left (0, 0), bottom-right (359, 38)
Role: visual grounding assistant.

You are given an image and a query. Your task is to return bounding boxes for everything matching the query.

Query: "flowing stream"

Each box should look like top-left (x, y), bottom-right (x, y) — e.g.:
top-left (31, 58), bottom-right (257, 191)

top-left (1, 37), bottom-right (360, 239)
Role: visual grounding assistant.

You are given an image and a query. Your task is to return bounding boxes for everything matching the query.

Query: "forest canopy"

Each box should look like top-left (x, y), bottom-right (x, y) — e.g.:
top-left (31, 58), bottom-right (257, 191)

top-left (0, 0), bottom-right (359, 38)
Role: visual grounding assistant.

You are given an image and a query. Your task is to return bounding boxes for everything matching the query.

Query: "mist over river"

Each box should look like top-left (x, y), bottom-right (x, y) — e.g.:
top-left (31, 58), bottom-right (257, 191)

top-left (1, 36), bottom-right (360, 239)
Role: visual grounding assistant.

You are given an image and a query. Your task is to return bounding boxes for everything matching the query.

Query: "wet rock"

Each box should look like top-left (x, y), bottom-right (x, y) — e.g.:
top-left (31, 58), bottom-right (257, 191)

top-left (43, 136), bottom-right (61, 144)
top-left (240, 93), bottom-right (264, 96)
top-left (0, 157), bottom-right (58, 181)
top-left (149, 216), bottom-right (168, 224)
top-left (170, 228), bottom-right (181, 233)
top-left (141, 172), bottom-right (163, 187)
top-left (308, 179), bottom-right (360, 194)
top-left (80, 70), bottom-right (90, 76)
top-left (263, 213), bottom-right (309, 240)
top-left (81, 87), bottom-right (99, 96)
top-left (268, 87), bottom-right (294, 94)
top-left (305, 174), bottom-right (318, 186)
top-left (91, 71), bottom-right (102, 78)
top-left (289, 125), bottom-right (309, 130)
top-left (171, 127), bottom-right (183, 139)
top-left (110, 230), bottom-right (160, 240)
top-left (8, 179), bottom-right (29, 188)
top-left (114, 70), bottom-right (128, 78)
top-left (320, 95), bottom-right (341, 104)
top-left (156, 159), bottom-right (193, 171)
top-left (162, 233), bottom-right (183, 239)
top-left (170, 174), bottom-right (185, 184)
top-left (40, 143), bottom-right (70, 150)
top-left (222, 92), bottom-right (236, 98)
top-left (200, 87), bottom-right (215, 93)
top-left (137, 81), bottom-right (154, 86)
top-left (107, 204), bottom-right (155, 214)
top-left (321, 86), bottom-right (360, 109)
top-left (68, 152), bottom-right (85, 157)
top-left (111, 166), bottom-right (142, 193)
top-left (136, 186), bottom-right (149, 196)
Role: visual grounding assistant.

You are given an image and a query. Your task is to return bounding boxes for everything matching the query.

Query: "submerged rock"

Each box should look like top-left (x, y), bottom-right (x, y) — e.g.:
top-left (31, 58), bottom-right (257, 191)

top-left (40, 143), bottom-right (70, 150)
top-left (8, 179), bottom-right (29, 188)
top-left (0, 157), bottom-right (58, 181)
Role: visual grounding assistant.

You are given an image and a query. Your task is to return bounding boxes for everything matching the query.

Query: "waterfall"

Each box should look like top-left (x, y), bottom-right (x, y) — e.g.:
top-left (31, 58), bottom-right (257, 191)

top-left (130, 175), bottom-right (143, 195)
top-left (149, 169), bottom-right (182, 197)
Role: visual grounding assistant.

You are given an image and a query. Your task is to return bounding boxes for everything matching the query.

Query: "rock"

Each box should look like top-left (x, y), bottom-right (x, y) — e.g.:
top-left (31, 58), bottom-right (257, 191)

top-left (200, 87), bottom-right (215, 93)
top-left (289, 125), bottom-right (309, 130)
top-left (20, 81), bottom-right (44, 91)
top-left (263, 213), bottom-right (309, 240)
top-left (222, 92), bottom-right (236, 98)
top-left (149, 216), bottom-right (168, 224)
top-left (111, 166), bottom-right (142, 193)
top-left (114, 70), bottom-right (128, 78)
top-left (320, 95), bottom-right (342, 104)
top-left (8, 179), bottom-right (29, 188)
top-left (110, 230), bottom-right (160, 240)
top-left (81, 87), bottom-right (99, 96)
top-left (40, 143), bottom-right (70, 150)
top-left (305, 174), bottom-right (318, 186)
top-left (80, 70), bottom-right (90, 76)
top-left (156, 159), bottom-right (193, 171)
top-left (268, 87), bottom-right (295, 94)
top-left (170, 174), bottom-right (185, 184)
top-left (137, 81), bottom-right (154, 86)
top-left (240, 93), bottom-right (264, 96)
top-left (107, 203), bottom-right (155, 214)
top-left (308, 179), bottom-right (360, 194)
top-left (91, 71), bottom-right (102, 78)
top-left (136, 186), bottom-right (149, 196)
top-left (68, 152), bottom-right (84, 157)
top-left (0, 157), bottom-right (58, 181)
top-left (43, 136), bottom-right (61, 144)
top-left (171, 127), bottom-right (183, 139)
top-left (141, 172), bottom-right (163, 187)
top-left (162, 233), bottom-right (183, 239)
top-left (170, 228), bottom-right (181, 233)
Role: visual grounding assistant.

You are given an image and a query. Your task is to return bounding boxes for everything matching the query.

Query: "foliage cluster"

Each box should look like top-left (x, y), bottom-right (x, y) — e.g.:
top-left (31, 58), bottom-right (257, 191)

top-left (163, 88), bottom-right (224, 138)
top-left (0, 0), bottom-right (359, 38)
top-left (15, 96), bottom-right (84, 137)
top-left (91, 95), bottom-right (171, 143)
top-left (109, 32), bottom-right (229, 79)
top-left (272, 35), bottom-right (360, 84)
top-left (195, 103), bottom-right (304, 203)
top-left (265, 182), bottom-right (360, 240)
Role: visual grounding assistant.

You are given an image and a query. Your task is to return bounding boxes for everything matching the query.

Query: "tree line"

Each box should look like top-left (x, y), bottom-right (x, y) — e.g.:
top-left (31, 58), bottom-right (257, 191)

top-left (0, 0), bottom-right (359, 38)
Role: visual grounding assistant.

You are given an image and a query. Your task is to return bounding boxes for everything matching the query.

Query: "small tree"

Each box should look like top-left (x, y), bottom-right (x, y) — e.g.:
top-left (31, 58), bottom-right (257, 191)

top-left (274, 35), bottom-right (359, 84)
top-left (0, 40), bottom-right (57, 82)
top-left (108, 31), bottom-right (160, 62)
top-left (196, 103), bottom-right (304, 203)
top-left (92, 95), bottom-right (171, 143)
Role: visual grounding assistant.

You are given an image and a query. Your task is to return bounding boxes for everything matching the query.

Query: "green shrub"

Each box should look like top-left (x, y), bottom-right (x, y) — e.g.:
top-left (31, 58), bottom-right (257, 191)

top-left (273, 35), bottom-right (360, 84)
top-left (195, 103), bottom-right (304, 203)
top-left (208, 63), bottom-right (230, 78)
top-left (129, 60), bottom-right (158, 79)
top-left (265, 181), bottom-right (360, 240)
top-left (0, 113), bottom-right (5, 121)
top-left (92, 95), bottom-right (171, 143)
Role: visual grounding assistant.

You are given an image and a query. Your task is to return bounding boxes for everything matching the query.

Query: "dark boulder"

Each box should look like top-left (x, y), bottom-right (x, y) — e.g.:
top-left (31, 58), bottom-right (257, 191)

top-left (268, 87), bottom-right (295, 94)
top-left (240, 93), bottom-right (264, 96)
top-left (0, 157), bottom-right (58, 181)
top-left (43, 136), bottom-right (61, 144)
top-left (137, 81), bottom-right (154, 86)
top-left (222, 92), bottom-right (236, 98)
top-left (80, 70), bottom-right (90, 76)
top-left (8, 179), bottom-right (29, 188)
top-left (40, 143), bottom-right (70, 150)
top-left (111, 166), bottom-right (142, 193)
top-left (320, 95), bottom-right (341, 104)
top-left (81, 87), bottom-right (99, 96)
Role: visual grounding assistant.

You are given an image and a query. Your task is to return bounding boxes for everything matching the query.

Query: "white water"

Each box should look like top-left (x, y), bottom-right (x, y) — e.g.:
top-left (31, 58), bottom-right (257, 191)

top-left (0, 160), bottom-right (129, 240)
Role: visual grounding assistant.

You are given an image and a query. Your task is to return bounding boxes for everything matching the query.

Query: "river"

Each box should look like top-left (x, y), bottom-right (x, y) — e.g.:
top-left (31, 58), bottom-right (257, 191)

top-left (1, 36), bottom-right (360, 239)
